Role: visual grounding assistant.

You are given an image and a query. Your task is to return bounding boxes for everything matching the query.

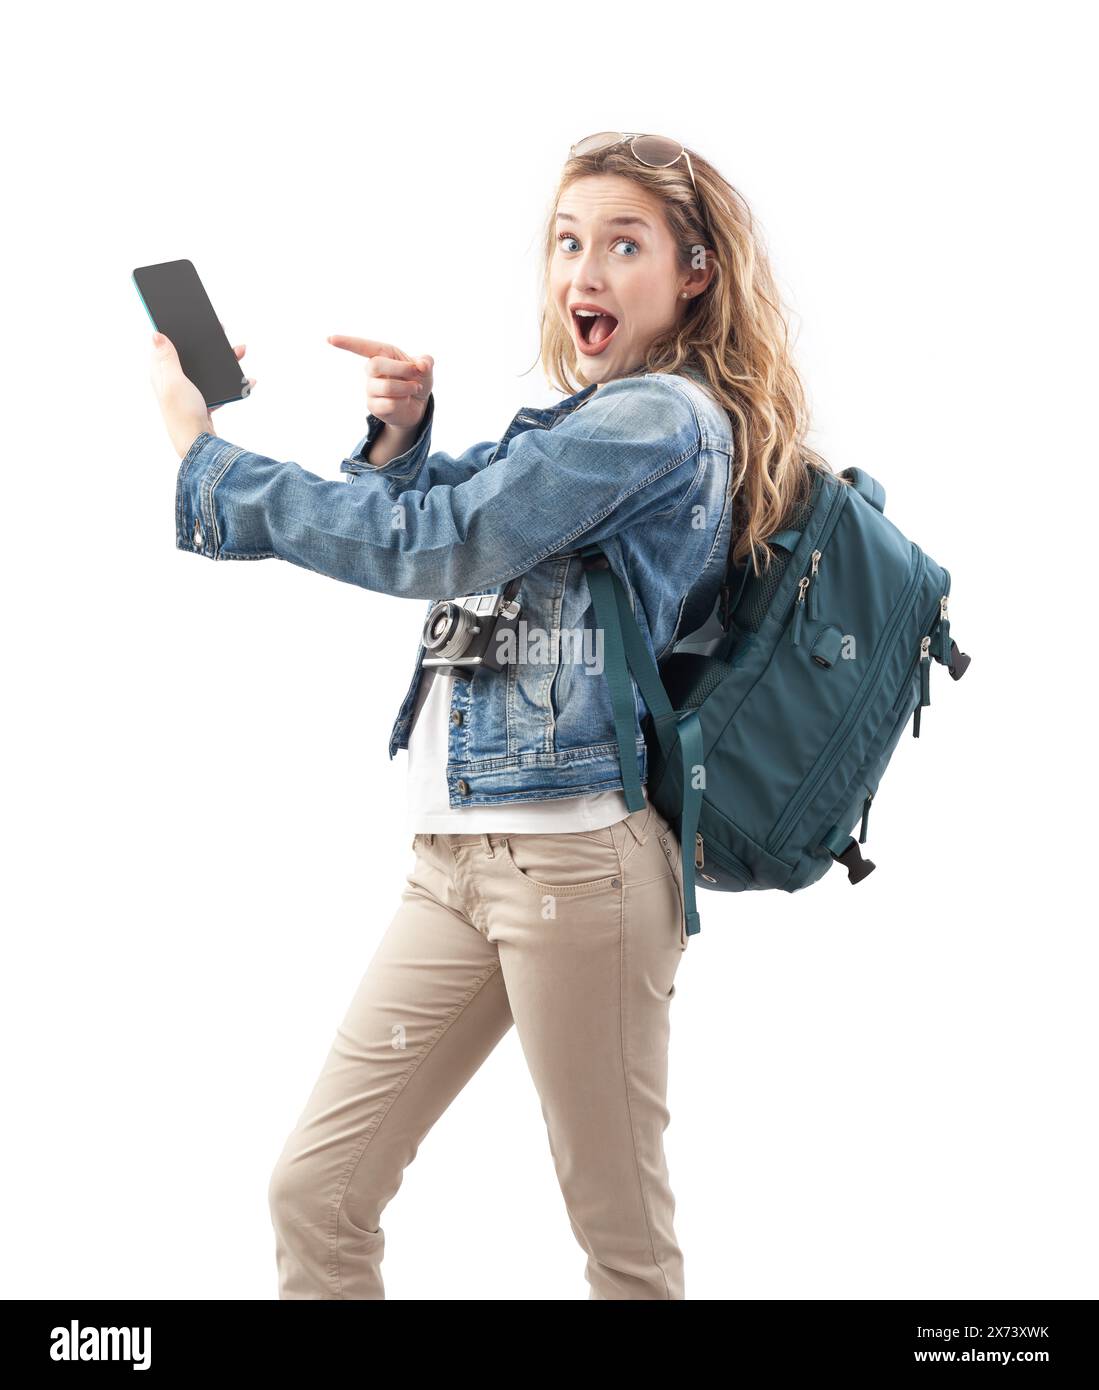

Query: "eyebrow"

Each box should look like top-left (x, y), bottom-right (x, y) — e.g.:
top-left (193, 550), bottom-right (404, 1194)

top-left (555, 212), bottom-right (652, 230)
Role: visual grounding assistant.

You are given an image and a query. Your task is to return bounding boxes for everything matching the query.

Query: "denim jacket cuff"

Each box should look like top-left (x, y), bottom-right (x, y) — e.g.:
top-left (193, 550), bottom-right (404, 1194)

top-left (340, 392), bottom-right (435, 484)
top-left (175, 431), bottom-right (242, 558)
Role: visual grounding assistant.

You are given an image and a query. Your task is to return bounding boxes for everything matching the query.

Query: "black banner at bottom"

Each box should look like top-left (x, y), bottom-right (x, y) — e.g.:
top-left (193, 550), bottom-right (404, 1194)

top-left (2, 1298), bottom-right (1093, 1374)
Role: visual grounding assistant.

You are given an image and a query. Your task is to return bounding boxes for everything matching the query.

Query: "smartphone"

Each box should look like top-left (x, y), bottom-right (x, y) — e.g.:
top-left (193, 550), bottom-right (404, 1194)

top-left (132, 259), bottom-right (250, 409)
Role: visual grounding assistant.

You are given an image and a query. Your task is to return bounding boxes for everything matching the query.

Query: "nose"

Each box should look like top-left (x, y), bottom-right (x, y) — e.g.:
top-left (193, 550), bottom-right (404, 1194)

top-left (571, 247), bottom-right (607, 291)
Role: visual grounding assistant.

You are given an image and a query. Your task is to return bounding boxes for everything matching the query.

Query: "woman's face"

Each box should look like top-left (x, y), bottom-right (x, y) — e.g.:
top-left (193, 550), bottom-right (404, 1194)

top-left (551, 174), bottom-right (709, 387)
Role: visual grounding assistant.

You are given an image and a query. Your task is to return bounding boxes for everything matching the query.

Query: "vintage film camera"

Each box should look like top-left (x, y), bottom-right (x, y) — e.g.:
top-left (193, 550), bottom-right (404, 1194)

top-left (420, 575), bottom-right (522, 677)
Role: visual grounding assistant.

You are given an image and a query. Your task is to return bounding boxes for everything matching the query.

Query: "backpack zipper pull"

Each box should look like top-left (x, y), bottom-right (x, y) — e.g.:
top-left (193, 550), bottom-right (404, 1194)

top-left (933, 594), bottom-right (951, 665)
top-left (859, 791), bottom-right (873, 843)
top-left (695, 833), bottom-right (705, 869)
top-left (790, 576), bottom-right (809, 645)
top-left (807, 550), bottom-right (822, 621)
top-left (913, 634), bottom-right (931, 737)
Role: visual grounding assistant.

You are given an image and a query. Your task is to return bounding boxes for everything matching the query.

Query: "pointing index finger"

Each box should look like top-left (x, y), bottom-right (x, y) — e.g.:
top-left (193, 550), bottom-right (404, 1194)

top-left (327, 335), bottom-right (401, 359)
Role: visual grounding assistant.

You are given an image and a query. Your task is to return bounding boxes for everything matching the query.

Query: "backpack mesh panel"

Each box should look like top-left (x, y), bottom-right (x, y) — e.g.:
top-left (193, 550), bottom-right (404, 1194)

top-left (657, 652), bottom-right (735, 712)
top-left (731, 488), bottom-right (818, 633)
top-left (681, 657), bottom-right (733, 709)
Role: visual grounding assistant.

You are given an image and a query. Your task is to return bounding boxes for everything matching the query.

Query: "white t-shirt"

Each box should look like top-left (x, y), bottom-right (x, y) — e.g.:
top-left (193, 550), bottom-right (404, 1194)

top-left (405, 665), bottom-right (641, 835)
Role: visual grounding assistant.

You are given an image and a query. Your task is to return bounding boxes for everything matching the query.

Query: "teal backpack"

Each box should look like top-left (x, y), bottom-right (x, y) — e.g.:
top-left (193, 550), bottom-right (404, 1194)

top-left (579, 466), bottom-right (972, 938)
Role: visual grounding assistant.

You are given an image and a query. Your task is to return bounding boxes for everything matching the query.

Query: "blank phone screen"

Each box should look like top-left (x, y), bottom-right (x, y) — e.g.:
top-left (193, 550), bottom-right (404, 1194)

top-left (132, 259), bottom-right (249, 409)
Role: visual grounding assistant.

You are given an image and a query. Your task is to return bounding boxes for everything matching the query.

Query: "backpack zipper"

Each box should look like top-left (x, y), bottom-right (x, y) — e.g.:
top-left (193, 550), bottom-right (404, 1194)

top-left (694, 833), bottom-right (750, 884)
top-left (786, 475), bottom-right (848, 647)
top-left (808, 549), bottom-right (822, 620)
top-left (890, 572), bottom-right (953, 717)
top-left (913, 635), bottom-right (932, 736)
top-left (933, 592), bottom-right (951, 665)
top-left (789, 550), bottom-right (822, 646)
top-left (859, 791), bottom-right (873, 843)
top-left (767, 546), bottom-right (924, 855)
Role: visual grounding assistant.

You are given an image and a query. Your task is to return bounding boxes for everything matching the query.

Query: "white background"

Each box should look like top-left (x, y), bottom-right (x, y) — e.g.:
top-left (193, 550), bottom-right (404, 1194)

top-left (4, 0), bottom-right (1095, 1300)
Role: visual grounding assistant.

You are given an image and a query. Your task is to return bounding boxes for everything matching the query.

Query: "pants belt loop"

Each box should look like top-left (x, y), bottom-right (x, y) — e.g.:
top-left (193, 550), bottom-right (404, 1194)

top-left (481, 832), bottom-right (495, 858)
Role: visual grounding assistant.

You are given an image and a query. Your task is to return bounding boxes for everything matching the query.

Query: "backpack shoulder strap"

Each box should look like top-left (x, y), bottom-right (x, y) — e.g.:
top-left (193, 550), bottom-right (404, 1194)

top-left (579, 544), bottom-right (703, 937)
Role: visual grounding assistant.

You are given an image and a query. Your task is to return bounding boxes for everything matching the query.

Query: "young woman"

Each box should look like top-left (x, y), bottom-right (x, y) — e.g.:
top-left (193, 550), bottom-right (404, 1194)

top-left (150, 132), bottom-right (836, 1300)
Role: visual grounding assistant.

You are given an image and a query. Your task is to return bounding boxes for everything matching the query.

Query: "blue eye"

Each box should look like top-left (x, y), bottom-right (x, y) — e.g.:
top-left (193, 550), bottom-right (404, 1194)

top-left (556, 233), bottom-right (640, 256)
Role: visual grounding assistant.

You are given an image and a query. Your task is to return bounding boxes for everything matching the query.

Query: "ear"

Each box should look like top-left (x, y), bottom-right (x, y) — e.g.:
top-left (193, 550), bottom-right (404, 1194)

top-left (683, 245), bottom-right (715, 297)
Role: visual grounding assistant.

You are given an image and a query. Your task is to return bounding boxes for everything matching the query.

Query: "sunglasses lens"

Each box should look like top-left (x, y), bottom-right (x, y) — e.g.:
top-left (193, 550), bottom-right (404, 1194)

top-left (630, 135), bottom-right (683, 168)
top-left (572, 131), bottom-right (622, 156)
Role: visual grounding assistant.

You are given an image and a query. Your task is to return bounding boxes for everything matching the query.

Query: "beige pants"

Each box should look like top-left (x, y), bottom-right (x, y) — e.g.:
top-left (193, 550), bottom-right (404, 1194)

top-left (268, 799), bottom-right (689, 1300)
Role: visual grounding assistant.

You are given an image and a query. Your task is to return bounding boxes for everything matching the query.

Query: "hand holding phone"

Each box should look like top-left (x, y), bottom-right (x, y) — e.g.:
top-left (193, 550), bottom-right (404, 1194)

top-left (148, 332), bottom-right (255, 459)
top-left (135, 258), bottom-right (257, 457)
top-left (133, 259), bottom-right (251, 409)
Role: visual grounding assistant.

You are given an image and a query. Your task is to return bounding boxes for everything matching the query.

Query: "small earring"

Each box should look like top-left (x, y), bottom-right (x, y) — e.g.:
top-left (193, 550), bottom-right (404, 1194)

top-left (680, 292), bottom-right (688, 299)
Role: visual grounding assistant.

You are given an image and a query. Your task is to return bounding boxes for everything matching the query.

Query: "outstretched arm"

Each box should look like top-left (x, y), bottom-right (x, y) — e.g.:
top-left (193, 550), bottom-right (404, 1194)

top-left (177, 374), bottom-right (704, 600)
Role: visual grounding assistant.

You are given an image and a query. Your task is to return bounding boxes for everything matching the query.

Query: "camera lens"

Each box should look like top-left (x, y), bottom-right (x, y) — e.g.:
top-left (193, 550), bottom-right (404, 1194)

top-left (422, 601), bottom-right (478, 659)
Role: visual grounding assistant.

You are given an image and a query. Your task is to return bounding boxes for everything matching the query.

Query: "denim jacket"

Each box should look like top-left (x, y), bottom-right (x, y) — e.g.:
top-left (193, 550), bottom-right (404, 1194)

top-left (175, 367), bottom-right (735, 807)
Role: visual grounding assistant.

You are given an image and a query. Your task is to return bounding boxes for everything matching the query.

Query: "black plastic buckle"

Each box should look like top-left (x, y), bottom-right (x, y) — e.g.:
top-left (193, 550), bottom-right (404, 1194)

top-left (830, 838), bottom-right (877, 884)
top-left (948, 638), bottom-right (972, 681)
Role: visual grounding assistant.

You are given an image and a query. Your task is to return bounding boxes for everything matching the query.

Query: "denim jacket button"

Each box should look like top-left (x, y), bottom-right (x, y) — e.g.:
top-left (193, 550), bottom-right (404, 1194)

top-left (450, 710), bottom-right (462, 725)
top-left (456, 779), bottom-right (470, 795)
top-left (192, 518), bottom-right (204, 550)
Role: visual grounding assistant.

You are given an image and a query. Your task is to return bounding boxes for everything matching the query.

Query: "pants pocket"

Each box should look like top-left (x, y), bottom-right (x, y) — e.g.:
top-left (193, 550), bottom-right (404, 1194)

top-left (501, 833), bottom-right (623, 897)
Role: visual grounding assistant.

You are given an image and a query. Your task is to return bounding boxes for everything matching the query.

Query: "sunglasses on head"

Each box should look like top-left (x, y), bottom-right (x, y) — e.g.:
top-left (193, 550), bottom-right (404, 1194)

top-left (569, 131), bottom-right (698, 199)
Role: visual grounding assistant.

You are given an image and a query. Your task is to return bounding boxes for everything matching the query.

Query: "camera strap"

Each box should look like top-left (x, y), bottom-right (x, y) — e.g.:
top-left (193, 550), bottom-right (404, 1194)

top-left (499, 574), bottom-right (523, 605)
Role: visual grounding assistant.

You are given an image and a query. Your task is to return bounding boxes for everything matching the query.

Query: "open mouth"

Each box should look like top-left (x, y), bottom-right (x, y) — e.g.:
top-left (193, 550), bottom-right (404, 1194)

top-left (571, 308), bottom-right (620, 355)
